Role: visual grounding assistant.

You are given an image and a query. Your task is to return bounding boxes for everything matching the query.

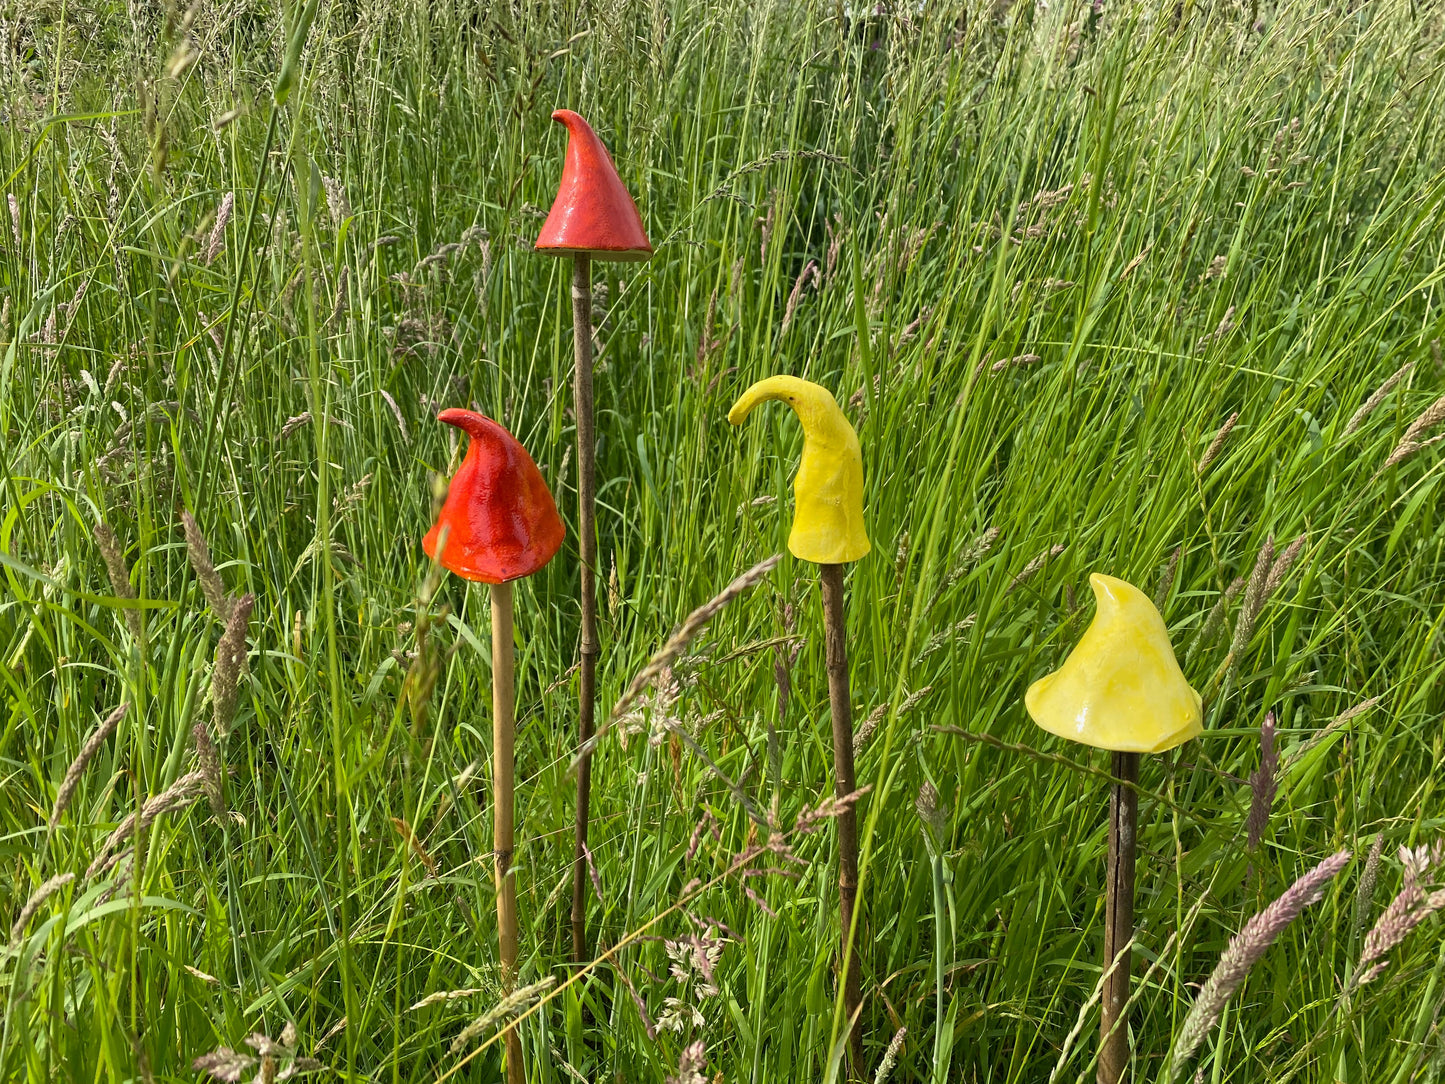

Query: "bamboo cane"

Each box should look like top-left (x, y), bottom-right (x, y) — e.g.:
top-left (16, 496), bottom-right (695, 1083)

top-left (820, 562), bottom-right (863, 1074)
top-left (570, 252), bottom-right (598, 965)
top-left (1099, 750), bottom-right (1139, 1084)
top-left (491, 580), bottom-right (524, 1084)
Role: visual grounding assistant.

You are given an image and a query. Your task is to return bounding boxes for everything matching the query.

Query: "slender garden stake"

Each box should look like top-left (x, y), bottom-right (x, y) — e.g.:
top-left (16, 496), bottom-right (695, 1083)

top-left (728, 375), bottom-right (871, 1070)
top-left (1024, 573), bottom-right (1203, 1084)
top-left (423, 408), bottom-right (565, 1084)
top-left (535, 108), bottom-right (653, 964)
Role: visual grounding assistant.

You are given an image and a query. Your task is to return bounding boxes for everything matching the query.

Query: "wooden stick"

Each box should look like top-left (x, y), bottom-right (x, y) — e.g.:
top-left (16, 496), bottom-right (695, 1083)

top-left (820, 562), bottom-right (863, 1075)
top-left (491, 580), bottom-right (524, 1084)
top-left (570, 252), bottom-right (599, 965)
top-left (1099, 750), bottom-right (1139, 1084)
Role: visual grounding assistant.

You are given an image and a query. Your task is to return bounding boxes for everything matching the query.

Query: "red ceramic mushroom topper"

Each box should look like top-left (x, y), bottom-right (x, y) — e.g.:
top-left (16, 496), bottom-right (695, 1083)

top-left (535, 110), bottom-right (652, 261)
top-left (423, 409), bottom-right (565, 584)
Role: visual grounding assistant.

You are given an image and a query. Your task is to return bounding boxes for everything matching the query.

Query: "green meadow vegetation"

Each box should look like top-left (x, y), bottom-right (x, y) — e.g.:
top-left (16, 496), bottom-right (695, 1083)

top-left (5, 0), bottom-right (1445, 1080)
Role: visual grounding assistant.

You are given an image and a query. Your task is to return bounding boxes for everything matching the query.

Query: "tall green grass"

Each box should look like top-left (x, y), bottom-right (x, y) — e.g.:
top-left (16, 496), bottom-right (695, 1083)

top-left (3, 0), bottom-right (1445, 1080)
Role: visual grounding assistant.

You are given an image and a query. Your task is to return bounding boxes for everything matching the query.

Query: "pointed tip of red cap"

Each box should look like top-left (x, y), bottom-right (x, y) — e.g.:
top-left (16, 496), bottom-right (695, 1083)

top-left (535, 110), bottom-right (652, 261)
top-left (423, 409), bottom-right (565, 583)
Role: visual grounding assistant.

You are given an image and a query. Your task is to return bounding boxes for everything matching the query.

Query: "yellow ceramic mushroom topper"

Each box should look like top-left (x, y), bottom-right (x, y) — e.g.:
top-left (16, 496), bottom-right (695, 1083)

top-left (1024, 571), bottom-right (1202, 1084)
top-left (727, 373), bottom-right (869, 1068)
top-left (727, 375), bottom-right (870, 565)
top-left (1025, 573), bottom-right (1203, 754)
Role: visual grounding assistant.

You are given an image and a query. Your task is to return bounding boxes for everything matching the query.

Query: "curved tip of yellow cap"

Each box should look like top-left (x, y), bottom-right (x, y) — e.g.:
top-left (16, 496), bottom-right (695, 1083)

top-left (727, 375), bottom-right (870, 565)
top-left (1024, 572), bottom-right (1203, 754)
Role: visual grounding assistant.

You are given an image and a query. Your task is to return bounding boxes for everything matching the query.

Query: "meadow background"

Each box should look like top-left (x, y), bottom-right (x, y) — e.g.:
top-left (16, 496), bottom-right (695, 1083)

top-left (4, 0), bottom-right (1445, 1080)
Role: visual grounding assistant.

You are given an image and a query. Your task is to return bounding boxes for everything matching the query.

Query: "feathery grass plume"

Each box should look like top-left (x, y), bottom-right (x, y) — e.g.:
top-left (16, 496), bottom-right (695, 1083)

top-left (94, 521), bottom-right (144, 640)
top-left (410, 987), bottom-right (484, 1011)
top-left (1007, 543), bottom-right (1066, 592)
top-left (1195, 305), bottom-right (1237, 351)
top-left (379, 389), bottom-right (409, 443)
top-left (1246, 712), bottom-right (1278, 851)
top-left (1155, 544), bottom-right (1183, 610)
top-left (917, 614), bottom-right (976, 661)
top-left (665, 1040), bottom-right (707, 1084)
top-left (1354, 843), bottom-right (1445, 988)
top-left (780, 259), bottom-right (817, 336)
top-left (1287, 695), bottom-right (1381, 765)
top-left (1264, 534), bottom-right (1306, 599)
top-left (1119, 244), bottom-right (1152, 280)
top-left (685, 808), bottom-right (721, 861)
top-left (1197, 411), bottom-right (1239, 474)
top-left (581, 842), bottom-right (603, 897)
top-left (792, 786), bottom-right (871, 835)
top-left (1382, 392), bottom-right (1445, 469)
top-left (390, 817), bottom-right (439, 877)
top-left (928, 526), bottom-right (1003, 610)
top-left (990, 352), bottom-right (1041, 373)
top-left (50, 703), bottom-right (127, 829)
top-left (204, 191), bottom-right (233, 265)
top-left (962, 525), bottom-right (1003, 564)
top-left (613, 964), bottom-right (659, 1040)
top-left (279, 412), bottom-right (312, 440)
top-left (192, 1048), bottom-right (254, 1082)
top-left (328, 264), bottom-right (349, 329)
top-left (1229, 535), bottom-right (1275, 663)
top-left (10, 872), bottom-right (76, 941)
top-left (1169, 850), bottom-right (1350, 1079)
top-left (181, 511), bottom-right (234, 622)
top-left (854, 685), bottom-right (933, 755)
top-left (1354, 834), bottom-right (1386, 931)
top-left (86, 769), bottom-right (209, 880)
top-left (211, 594), bottom-right (254, 740)
top-left (915, 781), bottom-right (947, 846)
top-left (447, 976), bottom-right (557, 1055)
top-left (8, 193), bottom-right (20, 246)
top-left (1346, 361), bottom-right (1413, 434)
top-left (594, 554), bottom-right (781, 753)
top-left (874, 1027), bottom-right (906, 1084)
top-left (195, 1023), bottom-right (320, 1083)
top-left (193, 722), bottom-right (224, 815)
top-left (321, 175), bottom-right (352, 227)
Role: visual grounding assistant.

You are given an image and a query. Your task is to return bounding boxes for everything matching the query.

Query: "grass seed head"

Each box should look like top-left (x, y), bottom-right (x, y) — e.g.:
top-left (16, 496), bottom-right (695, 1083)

top-left (1230, 536), bottom-right (1275, 662)
top-left (211, 594), bottom-right (254, 740)
top-left (10, 872), bottom-right (76, 942)
top-left (204, 191), bottom-right (233, 265)
top-left (1246, 712), bottom-right (1278, 851)
top-left (874, 1027), bottom-right (907, 1084)
top-left (1197, 411), bottom-right (1239, 475)
top-left (50, 702), bottom-right (127, 830)
top-left (1155, 544), bottom-right (1183, 610)
top-left (599, 554), bottom-right (781, 751)
top-left (181, 511), bottom-right (234, 622)
top-left (1383, 392), bottom-right (1445, 469)
top-left (86, 769), bottom-right (209, 881)
top-left (1354, 834), bottom-right (1386, 931)
top-left (1345, 361), bottom-right (1413, 435)
top-left (1170, 850), bottom-right (1350, 1077)
top-left (1356, 843), bottom-right (1445, 987)
top-left (447, 977), bottom-right (557, 1055)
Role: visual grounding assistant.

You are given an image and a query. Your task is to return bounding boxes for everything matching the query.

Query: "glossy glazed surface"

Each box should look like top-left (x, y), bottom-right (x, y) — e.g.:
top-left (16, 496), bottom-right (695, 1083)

top-left (423, 409), bottom-right (565, 583)
top-left (728, 375), bottom-right (870, 565)
top-left (1025, 573), bottom-right (1203, 753)
top-left (535, 110), bottom-right (652, 260)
